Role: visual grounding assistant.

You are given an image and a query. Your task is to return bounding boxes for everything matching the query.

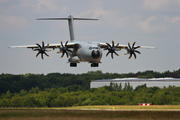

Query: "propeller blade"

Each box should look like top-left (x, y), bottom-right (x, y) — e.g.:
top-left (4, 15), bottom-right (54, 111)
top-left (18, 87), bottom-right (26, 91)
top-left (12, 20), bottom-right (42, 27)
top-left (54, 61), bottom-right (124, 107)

top-left (45, 43), bottom-right (50, 48)
top-left (36, 52), bottom-right (40, 57)
top-left (128, 42), bottom-right (131, 49)
top-left (114, 51), bottom-right (119, 56)
top-left (103, 48), bottom-right (108, 51)
top-left (36, 43), bottom-right (42, 49)
top-left (106, 43), bottom-right (112, 49)
top-left (112, 40), bottom-right (114, 48)
top-left (128, 54), bottom-right (132, 59)
top-left (56, 51), bottom-right (61, 54)
top-left (61, 41), bottom-right (63, 47)
top-left (61, 52), bottom-right (65, 58)
top-left (65, 51), bottom-right (69, 58)
top-left (111, 53), bottom-right (114, 59)
top-left (41, 53), bottom-right (44, 60)
top-left (135, 50), bottom-right (141, 54)
top-left (106, 51), bottom-right (110, 57)
top-left (33, 49), bottom-right (40, 51)
top-left (134, 46), bottom-right (140, 49)
top-left (132, 41), bottom-right (136, 48)
top-left (44, 52), bottom-right (50, 57)
top-left (65, 40), bottom-right (69, 47)
top-left (42, 41), bottom-right (44, 48)
top-left (133, 53), bottom-right (136, 59)
top-left (67, 49), bottom-right (73, 53)
top-left (116, 42), bottom-right (119, 47)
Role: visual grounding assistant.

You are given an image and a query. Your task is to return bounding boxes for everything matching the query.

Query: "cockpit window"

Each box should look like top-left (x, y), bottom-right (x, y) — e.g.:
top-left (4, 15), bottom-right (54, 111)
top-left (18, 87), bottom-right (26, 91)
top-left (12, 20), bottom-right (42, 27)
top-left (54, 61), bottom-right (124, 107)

top-left (89, 47), bottom-right (100, 50)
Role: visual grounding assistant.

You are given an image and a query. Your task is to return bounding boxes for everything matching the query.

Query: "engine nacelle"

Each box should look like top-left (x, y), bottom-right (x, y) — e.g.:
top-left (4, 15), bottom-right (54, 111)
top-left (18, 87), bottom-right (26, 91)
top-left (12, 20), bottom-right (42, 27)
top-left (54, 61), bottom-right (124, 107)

top-left (68, 56), bottom-right (80, 63)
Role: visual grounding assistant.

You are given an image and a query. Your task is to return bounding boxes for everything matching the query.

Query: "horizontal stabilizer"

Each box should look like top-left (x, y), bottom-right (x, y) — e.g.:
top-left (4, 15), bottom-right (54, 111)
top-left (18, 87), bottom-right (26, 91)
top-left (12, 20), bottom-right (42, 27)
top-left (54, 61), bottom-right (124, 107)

top-left (36, 15), bottom-right (98, 42)
top-left (36, 18), bottom-right (98, 20)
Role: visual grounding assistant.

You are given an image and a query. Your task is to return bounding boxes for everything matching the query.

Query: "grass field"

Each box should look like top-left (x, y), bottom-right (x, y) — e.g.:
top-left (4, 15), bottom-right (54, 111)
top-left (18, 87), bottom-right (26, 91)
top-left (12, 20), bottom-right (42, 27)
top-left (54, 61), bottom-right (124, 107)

top-left (64, 105), bottom-right (180, 110)
top-left (1, 105), bottom-right (180, 120)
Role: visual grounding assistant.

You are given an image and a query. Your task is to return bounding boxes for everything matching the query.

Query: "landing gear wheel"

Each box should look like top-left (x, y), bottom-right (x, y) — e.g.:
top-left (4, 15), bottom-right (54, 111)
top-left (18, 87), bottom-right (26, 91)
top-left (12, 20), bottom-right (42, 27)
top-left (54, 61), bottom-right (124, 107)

top-left (91, 63), bottom-right (99, 67)
top-left (70, 63), bottom-right (77, 67)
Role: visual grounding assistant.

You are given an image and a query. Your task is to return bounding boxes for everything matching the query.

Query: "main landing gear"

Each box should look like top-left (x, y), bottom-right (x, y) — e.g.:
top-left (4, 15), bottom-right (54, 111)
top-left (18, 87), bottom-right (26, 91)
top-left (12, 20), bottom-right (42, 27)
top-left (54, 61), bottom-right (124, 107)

top-left (70, 63), bottom-right (99, 67)
top-left (91, 63), bottom-right (99, 67)
top-left (70, 63), bottom-right (77, 67)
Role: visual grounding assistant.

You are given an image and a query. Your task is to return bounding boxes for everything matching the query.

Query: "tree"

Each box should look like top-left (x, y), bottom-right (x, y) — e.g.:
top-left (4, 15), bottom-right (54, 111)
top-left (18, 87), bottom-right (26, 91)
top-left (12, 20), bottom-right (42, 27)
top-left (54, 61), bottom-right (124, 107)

top-left (4, 90), bottom-right (12, 99)
top-left (123, 83), bottom-right (128, 91)
top-left (20, 89), bottom-right (27, 96)
top-left (0, 99), bottom-right (11, 107)
top-left (51, 99), bottom-right (64, 107)
top-left (118, 83), bottom-right (122, 91)
top-left (11, 95), bottom-right (22, 107)
top-left (134, 84), bottom-right (147, 92)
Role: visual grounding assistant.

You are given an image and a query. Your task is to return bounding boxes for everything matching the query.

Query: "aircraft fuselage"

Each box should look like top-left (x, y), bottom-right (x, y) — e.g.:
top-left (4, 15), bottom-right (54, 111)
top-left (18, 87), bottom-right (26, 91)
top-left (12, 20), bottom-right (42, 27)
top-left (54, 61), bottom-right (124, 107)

top-left (68, 41), bottom-right (102, 66)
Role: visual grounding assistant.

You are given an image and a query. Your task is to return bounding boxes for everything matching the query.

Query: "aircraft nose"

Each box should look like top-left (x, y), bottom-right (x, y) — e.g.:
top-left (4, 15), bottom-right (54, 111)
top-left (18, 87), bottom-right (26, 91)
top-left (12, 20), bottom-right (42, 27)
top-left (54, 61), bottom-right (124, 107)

top-left (91, 50), bottom-right (100, 59)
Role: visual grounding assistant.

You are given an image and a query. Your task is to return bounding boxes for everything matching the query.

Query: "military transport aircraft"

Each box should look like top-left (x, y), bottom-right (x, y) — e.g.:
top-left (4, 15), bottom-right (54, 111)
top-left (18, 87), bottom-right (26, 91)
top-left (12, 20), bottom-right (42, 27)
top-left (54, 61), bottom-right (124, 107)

top-left (9, 15), bottom-right (155, 67)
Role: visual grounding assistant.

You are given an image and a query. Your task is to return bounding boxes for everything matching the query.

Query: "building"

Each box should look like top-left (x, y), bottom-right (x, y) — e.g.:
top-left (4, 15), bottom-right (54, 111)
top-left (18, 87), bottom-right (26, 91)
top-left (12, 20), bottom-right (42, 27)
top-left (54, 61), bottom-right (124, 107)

top-left (90, 78), bottom-right (180, 89)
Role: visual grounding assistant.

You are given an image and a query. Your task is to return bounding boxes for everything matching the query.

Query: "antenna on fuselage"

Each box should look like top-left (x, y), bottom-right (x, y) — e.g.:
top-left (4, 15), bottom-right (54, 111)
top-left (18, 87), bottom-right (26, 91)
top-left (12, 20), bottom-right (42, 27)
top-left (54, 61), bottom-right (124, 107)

top-left (36, 15), bottom-right (98, 42)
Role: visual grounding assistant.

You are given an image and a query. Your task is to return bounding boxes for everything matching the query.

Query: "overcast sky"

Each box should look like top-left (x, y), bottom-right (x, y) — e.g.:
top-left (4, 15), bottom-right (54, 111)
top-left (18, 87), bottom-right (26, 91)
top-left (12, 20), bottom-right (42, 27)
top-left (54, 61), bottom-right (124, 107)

top-left (0, 0), bottom-right (180, 75)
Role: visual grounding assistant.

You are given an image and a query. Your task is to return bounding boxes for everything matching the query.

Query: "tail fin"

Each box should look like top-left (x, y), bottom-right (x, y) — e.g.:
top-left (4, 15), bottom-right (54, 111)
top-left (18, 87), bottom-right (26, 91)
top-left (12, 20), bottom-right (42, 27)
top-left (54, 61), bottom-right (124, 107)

top-left (37, 15), bottom-right (98, 42)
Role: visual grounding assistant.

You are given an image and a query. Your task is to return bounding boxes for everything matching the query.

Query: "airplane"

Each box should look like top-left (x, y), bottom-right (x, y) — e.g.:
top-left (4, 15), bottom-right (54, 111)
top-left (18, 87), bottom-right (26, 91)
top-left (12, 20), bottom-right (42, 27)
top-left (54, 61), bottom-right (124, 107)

top-left (9, 15), bottom-right (155, 67)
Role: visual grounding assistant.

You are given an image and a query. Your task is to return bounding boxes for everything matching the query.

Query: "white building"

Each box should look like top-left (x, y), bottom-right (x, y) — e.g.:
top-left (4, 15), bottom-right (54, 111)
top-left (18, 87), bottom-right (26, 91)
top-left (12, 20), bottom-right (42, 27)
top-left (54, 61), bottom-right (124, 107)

top-left (90, 78), bottom-right (180, 89)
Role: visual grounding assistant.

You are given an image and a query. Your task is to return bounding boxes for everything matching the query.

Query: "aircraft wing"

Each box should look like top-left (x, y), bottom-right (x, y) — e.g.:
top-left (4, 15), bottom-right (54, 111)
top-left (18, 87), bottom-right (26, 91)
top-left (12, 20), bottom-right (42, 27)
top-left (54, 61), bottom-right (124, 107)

top-left (9, 41), bottom-right (77, 49)
top-left (99, 42), bottom-right (156, 50)
top-left (99, 41), bottom-right (155, 59)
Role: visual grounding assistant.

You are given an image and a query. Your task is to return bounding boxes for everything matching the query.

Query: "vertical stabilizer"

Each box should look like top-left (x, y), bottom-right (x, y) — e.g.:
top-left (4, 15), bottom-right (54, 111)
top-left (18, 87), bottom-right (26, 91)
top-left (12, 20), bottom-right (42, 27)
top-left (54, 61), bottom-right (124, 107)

top-left (68, 15), bottom-right (75, 42)
top-left (36, 15), bottom-right (98, 42)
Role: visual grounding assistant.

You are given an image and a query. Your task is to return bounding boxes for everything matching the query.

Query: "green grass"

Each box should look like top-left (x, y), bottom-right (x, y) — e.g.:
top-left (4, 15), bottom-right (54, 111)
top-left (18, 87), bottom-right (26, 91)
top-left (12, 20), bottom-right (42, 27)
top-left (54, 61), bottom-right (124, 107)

top-left (64, 105), bottom-right (180, 110)
top-left (2, 105), bottom-right (180, 110)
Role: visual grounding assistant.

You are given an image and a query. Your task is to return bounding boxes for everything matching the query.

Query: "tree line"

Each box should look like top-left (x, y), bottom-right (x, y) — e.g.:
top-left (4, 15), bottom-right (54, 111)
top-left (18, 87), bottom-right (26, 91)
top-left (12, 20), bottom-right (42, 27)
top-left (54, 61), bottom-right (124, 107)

top-left (1, 82), bottom-right (180, 107)
top-left (1, 69), bottom-right (180, 95)
top-left (1, 69), bottom-right (180, 107)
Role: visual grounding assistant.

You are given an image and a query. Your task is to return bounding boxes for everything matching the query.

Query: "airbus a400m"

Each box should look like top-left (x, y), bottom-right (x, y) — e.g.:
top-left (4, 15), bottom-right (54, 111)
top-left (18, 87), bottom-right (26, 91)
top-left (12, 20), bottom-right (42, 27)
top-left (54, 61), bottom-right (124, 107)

top-left (9, 15), bottom-right (155, 67)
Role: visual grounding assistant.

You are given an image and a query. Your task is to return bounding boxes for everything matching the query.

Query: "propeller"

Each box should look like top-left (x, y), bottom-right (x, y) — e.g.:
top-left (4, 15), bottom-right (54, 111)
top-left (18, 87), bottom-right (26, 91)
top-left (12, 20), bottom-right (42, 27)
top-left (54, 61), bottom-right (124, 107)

top-left (124, 41), bottom-right (141, 59)
top-left (33, 41), bottom-right (52, 60)
top-left (56, 41), bottom-right (72, 58)
top-left (104, 40), bottom-right (120, 59)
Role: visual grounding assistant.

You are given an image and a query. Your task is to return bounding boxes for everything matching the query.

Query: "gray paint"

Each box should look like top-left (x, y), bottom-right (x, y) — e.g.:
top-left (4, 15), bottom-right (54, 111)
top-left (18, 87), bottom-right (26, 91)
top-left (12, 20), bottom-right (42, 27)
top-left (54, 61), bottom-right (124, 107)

top-left (90, 78), bottom-right (180, 89)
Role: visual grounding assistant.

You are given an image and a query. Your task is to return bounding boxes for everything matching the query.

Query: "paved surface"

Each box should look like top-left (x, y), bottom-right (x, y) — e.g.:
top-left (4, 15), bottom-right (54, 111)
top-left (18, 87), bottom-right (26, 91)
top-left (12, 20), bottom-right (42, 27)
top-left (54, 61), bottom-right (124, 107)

top-left (56, 108), bottom-right (180, 111)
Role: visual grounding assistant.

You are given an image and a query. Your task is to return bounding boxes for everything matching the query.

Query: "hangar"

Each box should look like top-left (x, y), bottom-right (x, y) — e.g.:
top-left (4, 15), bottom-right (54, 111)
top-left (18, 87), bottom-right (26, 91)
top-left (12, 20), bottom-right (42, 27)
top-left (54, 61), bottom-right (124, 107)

top-left (90, 78), bottom-right (180, 89)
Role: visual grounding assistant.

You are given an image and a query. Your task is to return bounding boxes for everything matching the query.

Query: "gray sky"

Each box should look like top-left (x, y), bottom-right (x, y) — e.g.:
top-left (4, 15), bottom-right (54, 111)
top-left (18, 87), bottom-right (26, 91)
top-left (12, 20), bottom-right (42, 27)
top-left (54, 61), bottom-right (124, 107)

top-left (0, 0), bottom-right (180, 75)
